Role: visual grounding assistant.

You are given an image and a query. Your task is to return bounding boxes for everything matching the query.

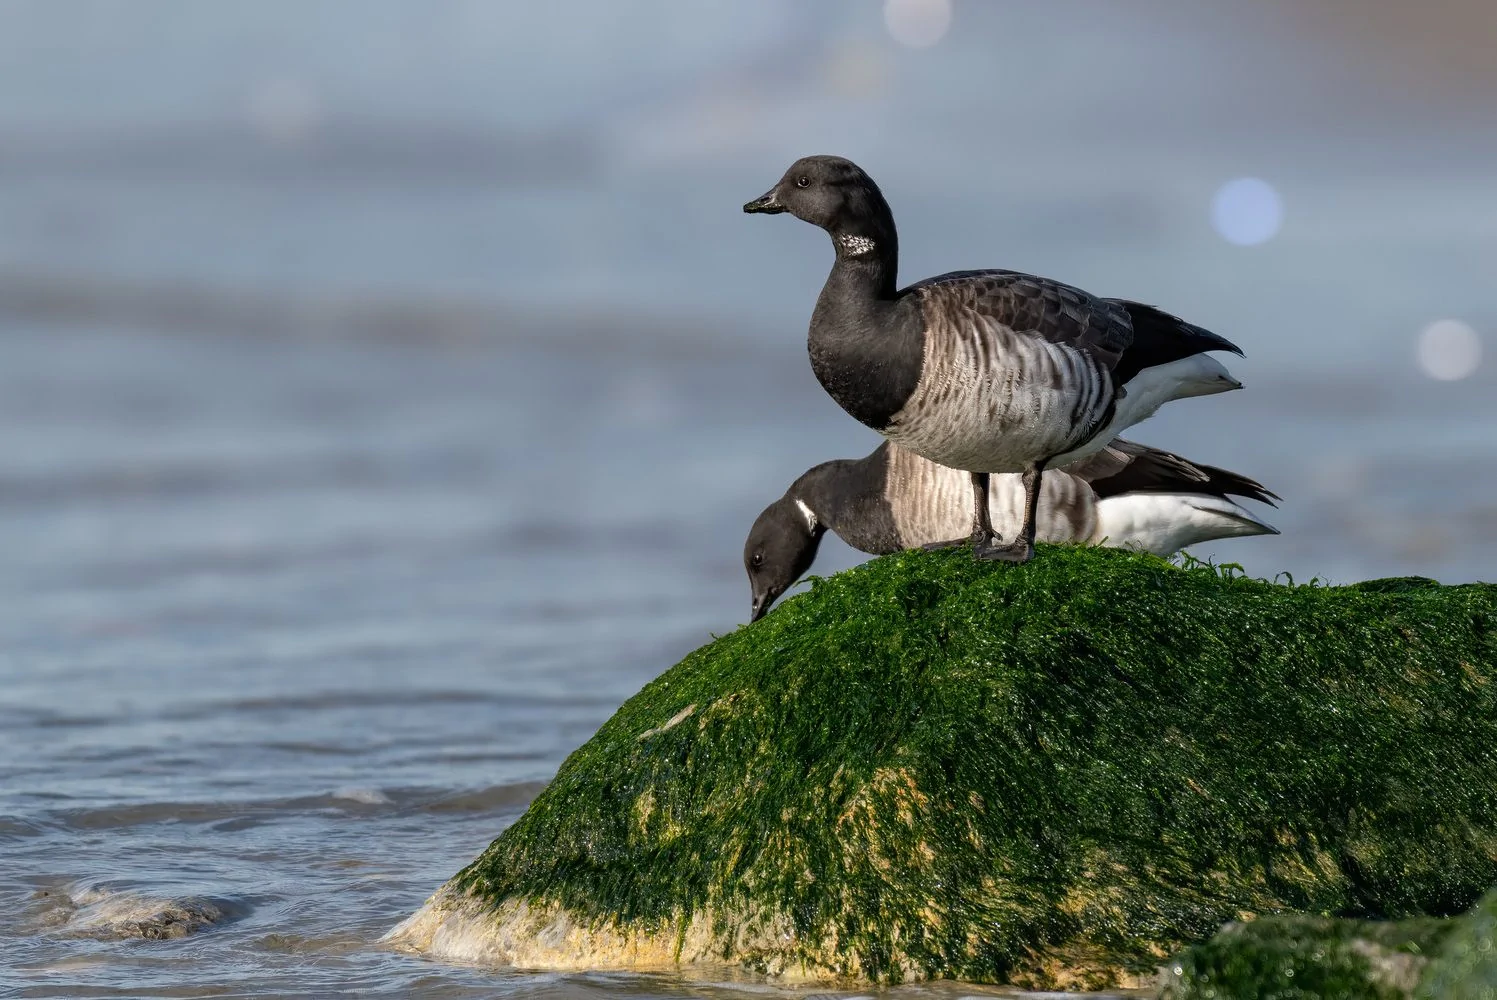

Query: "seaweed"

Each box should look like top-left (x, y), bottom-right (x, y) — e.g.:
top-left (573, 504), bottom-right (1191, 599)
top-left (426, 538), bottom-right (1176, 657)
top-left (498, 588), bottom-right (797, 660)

top-left (1160, 913), bottom-right (1449, 999)
top-left (1414, 888), bottom-right (1497, 998)
top-left (431, 545), bottom-right (1497, 987)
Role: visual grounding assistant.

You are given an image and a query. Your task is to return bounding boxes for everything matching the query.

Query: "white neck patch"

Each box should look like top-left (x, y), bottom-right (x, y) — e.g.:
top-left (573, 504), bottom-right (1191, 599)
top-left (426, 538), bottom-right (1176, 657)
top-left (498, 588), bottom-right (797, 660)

top-left (838, 234), bottom-right (877, 256)
top-left (794, 498), bottom-right (819, 533)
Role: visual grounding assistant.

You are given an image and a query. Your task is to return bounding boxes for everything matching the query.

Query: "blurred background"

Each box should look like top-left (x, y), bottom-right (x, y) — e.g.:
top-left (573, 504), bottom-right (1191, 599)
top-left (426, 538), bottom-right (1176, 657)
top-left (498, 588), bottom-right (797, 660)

top-left (3, 2), bottom-right (1494, 997)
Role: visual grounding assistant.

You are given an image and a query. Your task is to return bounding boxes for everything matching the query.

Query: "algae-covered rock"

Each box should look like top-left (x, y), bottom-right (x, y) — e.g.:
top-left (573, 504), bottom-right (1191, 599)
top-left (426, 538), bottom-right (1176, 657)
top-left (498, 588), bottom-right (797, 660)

top-left (1158, 887), bottom-right (1497, 999)
top-left (1158, 913), bottom-right (1451, 999)
top-left (387, 546), bottom-right (1497, 988)
top-left (1415, 889), bottom-right (1497, 998)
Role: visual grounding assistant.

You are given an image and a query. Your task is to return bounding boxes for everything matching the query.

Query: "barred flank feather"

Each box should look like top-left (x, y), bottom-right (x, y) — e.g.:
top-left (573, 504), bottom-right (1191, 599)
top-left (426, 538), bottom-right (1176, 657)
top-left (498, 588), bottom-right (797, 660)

top-left (886, 290), bottom-right (1114, 472)
top-left (877, 440), bottom-right (1275, 553)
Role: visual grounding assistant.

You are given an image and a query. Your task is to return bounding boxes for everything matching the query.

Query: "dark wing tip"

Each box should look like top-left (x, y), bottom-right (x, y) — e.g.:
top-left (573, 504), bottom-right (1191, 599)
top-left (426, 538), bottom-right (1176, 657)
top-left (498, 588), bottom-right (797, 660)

top-left (1194, 464), bottom-right (1281, 507)
top-left (1199, 327), bottom-right (1246, 358)
top-left (1088, 443), bottom-right (1280, 507)
top-left (1113, 298), bottom-right (1245, 363)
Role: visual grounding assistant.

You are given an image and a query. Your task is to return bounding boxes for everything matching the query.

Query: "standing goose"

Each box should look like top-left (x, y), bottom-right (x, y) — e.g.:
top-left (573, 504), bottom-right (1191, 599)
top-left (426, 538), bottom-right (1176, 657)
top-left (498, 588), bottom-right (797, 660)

top-left (744, 155), bottom-right (1244, 562)
top-left (743, 438), bottom-right (1279, 621)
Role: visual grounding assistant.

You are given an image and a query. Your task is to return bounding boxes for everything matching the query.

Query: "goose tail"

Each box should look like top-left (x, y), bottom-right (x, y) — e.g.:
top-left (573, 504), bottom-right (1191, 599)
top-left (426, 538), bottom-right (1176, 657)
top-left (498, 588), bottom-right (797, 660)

top-left (1093, 492), bottom-right (1279, 557)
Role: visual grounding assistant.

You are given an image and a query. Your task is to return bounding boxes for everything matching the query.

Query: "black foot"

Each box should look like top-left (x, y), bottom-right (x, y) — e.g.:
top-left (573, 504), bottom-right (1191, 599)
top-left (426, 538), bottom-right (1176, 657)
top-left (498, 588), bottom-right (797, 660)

top-left (924, 526), bottom-right (1002, 552)
top-left (972, 538), bottom-right (1035, 563)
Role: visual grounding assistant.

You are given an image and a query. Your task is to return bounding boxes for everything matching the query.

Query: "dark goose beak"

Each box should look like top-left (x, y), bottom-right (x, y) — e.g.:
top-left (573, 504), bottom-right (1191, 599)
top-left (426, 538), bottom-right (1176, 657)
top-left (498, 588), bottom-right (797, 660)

top-left (750, 594), bottom-right (769, 622)
top-left (743, 189), bottom-right (785, 214)
top-left (749, 586), bottom-right (781, 622)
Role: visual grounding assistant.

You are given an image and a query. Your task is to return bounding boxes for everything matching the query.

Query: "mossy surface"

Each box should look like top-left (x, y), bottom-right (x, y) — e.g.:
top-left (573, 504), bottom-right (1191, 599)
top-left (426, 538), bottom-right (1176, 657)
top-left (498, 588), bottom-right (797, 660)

top-left (1159, 886), bottom-right (1497, 999)
top-left (440, 546), bottom-right (1497, 987)
top-left (1158, 913), bottom-right (1450, 999)
top-left (1415, 888), bottom-right (1497, 998)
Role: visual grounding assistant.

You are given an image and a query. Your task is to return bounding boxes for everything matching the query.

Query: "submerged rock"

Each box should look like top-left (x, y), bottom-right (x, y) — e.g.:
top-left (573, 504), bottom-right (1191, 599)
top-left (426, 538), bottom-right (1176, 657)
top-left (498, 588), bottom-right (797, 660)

top-left (387, 546), bottom-right (1497, 988)
top-left (32, 884), bottom-right (232, 940)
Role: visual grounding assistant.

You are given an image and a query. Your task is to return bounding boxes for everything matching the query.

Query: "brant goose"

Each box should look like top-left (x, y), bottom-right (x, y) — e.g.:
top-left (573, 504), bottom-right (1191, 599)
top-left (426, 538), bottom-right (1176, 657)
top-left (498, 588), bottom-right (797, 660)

top-left (744, 155), bottom-right (1243, 563)
top-left (744, 439), bottom-right (1278, 621)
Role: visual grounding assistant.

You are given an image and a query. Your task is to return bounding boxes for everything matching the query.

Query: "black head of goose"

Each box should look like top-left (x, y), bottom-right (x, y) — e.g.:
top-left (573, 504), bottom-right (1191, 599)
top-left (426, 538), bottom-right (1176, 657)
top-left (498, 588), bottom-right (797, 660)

top-left (743, 496), bottom-right (826, 624)
top-left (742, 452), bottom-right (897, 622)
top-left (744, 155), bottom-right (1245, 564)
top-left (743, 439), bottom-right (1278, 622)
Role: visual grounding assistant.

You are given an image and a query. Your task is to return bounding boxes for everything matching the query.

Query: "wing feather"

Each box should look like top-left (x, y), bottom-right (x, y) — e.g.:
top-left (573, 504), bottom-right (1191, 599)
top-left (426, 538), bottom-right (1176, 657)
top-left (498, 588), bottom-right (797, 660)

top-left (903, 269), bottom-right (1133, 371)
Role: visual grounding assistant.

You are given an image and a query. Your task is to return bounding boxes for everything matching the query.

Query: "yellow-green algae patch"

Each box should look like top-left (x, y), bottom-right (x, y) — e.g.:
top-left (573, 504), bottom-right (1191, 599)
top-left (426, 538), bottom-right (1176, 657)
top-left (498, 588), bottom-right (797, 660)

top-left (387, 546), bottom-right (1497, 989)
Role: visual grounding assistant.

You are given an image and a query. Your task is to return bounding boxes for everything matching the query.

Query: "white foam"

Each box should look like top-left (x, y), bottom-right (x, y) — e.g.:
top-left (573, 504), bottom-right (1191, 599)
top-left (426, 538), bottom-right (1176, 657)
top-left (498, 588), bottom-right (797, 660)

top-left (385, 888), bottom-right (828, 979)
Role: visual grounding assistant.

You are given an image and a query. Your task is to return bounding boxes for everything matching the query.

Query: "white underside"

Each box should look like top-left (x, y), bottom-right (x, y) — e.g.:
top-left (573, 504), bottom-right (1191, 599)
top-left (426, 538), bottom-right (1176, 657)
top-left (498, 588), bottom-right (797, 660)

top-left (1048, 354), bottom-right (1241, 468)
top-left (1092, 492), bottom-right (1277, 555)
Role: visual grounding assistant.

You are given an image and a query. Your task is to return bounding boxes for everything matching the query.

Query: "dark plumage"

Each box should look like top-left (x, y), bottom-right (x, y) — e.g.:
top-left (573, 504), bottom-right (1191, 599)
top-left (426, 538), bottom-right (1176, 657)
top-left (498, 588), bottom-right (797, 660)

top-left (744, 155), bottom-right (1245, 563)
top-left (1107, 300), bottom-right (1244, 387)
top-left (743, 439), bottom-right (1279, 621)
top-left (1069, 440), bottom-right (1280, 506)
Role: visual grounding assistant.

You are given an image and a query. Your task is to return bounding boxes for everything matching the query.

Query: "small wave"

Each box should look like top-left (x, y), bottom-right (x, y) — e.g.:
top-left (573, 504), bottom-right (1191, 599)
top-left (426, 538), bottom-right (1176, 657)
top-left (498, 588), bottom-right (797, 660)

top-left (0, 270), bottom-right (760, 359)
top-left (331, 786), bottom-right (393, 806)
top-left (252, 931), bottom-right (365, 956)
top-left (46, 781), bottom-right (549, 831)
top-left (419, 781), bottom-right (547, 814)
top-left (0, 816), bottom-right (53, 838)
top-left (25, 711), bottom-right (117, 729)
top-left (30, 882), bottom-right (246, 940)
top-left (155, 688), bottom-right (561, 723)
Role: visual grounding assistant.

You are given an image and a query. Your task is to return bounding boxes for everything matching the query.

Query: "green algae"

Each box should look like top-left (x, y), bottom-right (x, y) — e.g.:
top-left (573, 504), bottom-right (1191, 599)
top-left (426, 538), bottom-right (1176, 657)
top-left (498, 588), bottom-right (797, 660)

top-left (1158, 886), bottom-right (1497, 999)
top-left (1159, 913), bottom-right (1450, 999)
top-left (442, 545), bottom-right (1497, 987)
top-left (1415, 888), bottom-right (1497, 998)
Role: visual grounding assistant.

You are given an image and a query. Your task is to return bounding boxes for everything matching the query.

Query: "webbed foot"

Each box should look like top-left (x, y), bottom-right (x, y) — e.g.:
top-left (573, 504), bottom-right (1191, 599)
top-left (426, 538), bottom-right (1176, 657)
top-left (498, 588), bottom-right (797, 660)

top-left (972, 538), bottom-right (1034, 563)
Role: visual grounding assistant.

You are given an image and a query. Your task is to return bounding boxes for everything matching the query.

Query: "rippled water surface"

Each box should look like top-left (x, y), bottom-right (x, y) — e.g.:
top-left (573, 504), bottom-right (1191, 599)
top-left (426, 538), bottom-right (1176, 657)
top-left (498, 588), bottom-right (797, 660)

top-left (0, 321), bottom-right (1150, 999)
top-left (3, 315), bottom-right (1491, 1000)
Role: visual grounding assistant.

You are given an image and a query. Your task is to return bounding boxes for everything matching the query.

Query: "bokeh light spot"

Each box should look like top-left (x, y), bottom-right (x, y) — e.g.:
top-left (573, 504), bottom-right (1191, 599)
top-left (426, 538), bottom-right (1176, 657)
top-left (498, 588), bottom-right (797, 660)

top-left (246, 77), bottom-right (321, 147)
top-left (1210, 177), bottom-right (1283, 246)
top-left (883, 0), bottom-right (952, 49)
top-left (1416, 319), bottom-right (1481, 381)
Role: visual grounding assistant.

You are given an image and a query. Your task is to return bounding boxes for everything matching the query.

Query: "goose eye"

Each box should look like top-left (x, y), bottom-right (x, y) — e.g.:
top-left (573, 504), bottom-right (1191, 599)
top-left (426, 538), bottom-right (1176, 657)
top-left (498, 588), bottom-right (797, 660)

top-left (795, 176), bottom-right (810, 189)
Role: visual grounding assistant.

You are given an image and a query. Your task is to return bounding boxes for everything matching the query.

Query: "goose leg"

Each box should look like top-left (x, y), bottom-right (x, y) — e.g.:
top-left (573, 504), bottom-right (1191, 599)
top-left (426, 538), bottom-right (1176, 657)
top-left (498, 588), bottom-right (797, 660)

top-left (973, 464), bottom-right (1042, 563)
top-left (920, 471), bottom-right (1000, 551)
top-left (969, 471), bottom-right (999, 546)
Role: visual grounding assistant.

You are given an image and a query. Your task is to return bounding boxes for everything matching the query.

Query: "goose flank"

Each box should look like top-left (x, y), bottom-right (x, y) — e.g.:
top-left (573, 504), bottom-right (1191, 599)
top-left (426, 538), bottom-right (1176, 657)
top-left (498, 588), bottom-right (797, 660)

top-left (743, 439), bottom-right (1278, 621)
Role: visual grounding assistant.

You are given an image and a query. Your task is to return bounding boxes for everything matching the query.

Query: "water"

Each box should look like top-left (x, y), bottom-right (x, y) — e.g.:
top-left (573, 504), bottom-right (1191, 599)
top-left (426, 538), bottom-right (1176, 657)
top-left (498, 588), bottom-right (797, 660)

top-left (3, 2), bottom-right (1496, 997)
top-left (0, 320), bottom-right (1114, 999)
top-left (2, 315), bottom-right (1491, 1000)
